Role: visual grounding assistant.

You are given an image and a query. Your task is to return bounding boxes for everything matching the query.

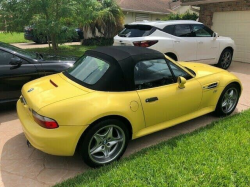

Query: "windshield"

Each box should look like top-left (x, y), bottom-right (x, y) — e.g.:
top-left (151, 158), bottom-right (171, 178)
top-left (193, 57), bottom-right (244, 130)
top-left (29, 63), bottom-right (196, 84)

top-left (0, 42), bottom-right (37, 59)
top-left (66, 56), bottom-right (110, 85)
top-left (118, 25), bottom-right (155, 37)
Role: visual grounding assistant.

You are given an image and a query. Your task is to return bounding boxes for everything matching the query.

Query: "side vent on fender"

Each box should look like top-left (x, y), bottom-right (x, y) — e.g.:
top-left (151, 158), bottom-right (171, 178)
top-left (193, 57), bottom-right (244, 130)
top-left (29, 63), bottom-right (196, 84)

top-left (203, 82), bottom-right (218, 90)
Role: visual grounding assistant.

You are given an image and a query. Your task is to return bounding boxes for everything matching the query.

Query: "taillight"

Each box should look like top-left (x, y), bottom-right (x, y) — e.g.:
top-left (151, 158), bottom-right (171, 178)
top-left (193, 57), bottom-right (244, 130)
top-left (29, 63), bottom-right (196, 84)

top-left (32, 110), bottom-right (59, 129)
top-left (133, 40), bottom-right (158, 47)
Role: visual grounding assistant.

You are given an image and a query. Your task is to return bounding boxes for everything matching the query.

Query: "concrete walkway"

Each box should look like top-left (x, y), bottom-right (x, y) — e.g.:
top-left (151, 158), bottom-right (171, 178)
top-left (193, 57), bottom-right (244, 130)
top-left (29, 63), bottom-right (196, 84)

top-left (0, 62), bottom-right (249, 187)
top-left (12, 42), bottom-right (81, 49)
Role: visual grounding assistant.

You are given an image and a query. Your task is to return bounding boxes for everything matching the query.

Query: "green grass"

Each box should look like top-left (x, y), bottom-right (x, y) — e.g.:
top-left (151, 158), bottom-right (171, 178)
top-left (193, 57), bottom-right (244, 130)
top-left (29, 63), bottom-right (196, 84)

top-left (0, 32), bottom-right (29, 43)
top-left (55, 110), bottom-right (250, 187)
top-left (27, 45), bottom-right (96, 57)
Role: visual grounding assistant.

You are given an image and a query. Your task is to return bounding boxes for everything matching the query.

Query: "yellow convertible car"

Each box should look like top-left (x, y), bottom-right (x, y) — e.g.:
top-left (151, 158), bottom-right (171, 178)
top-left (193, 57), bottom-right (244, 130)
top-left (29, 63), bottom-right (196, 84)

top-left (17, 46), bottom-right (242, 167)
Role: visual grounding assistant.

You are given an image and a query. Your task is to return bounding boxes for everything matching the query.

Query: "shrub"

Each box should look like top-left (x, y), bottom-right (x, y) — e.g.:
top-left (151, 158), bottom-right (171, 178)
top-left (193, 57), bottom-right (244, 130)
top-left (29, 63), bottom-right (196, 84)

top-left (82, 37), bottom-right (114, 46)
top-left (162, 12), bottom-right (199, 21)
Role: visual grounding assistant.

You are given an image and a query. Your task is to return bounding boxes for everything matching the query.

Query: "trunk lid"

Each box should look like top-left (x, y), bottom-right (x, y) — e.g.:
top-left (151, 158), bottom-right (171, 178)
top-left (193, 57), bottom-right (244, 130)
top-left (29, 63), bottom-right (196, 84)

top-left (22, 73), bottom-right (93, 112)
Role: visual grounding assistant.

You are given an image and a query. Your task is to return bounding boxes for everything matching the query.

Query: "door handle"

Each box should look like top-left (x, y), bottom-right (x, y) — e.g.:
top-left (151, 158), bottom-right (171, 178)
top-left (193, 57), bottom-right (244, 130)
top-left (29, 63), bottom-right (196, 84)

top-left (174, 41), bottom-right (180, 43)
top-left (145, 97), bottom-right (158, 103)
top-left (198, 41), bottom-right (203, 44)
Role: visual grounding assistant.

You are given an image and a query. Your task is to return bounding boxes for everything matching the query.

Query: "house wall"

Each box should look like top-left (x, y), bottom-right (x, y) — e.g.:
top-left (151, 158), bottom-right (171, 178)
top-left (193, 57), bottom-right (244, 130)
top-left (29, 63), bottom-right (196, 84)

top-left (122, 5), bottom-right (196, 24)
top-left (192, 0), bottom-right (250, 28)
top-left (122, 11), bottom-right (167, 24)
top-left (123, 12), bottom-right (135, 24)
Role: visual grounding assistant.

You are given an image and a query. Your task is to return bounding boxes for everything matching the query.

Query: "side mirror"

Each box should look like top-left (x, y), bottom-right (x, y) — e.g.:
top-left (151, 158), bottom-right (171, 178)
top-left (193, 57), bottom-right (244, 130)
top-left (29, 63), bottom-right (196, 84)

top-left (10, 57), bottom-right (22, 69)
top-left (213, 32), bottom-right (219, 40)
top-left (177, 76), bottom-right (186, 89)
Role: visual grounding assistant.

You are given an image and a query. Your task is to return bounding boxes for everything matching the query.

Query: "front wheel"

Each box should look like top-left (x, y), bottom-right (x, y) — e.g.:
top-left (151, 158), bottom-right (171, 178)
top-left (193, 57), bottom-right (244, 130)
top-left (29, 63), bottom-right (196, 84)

top-left (215, 83), bottom-right (240, 117)
top-left (80, 119), bottom-right (129, 168)
top-left (217, 49), bottom-right (233, 70)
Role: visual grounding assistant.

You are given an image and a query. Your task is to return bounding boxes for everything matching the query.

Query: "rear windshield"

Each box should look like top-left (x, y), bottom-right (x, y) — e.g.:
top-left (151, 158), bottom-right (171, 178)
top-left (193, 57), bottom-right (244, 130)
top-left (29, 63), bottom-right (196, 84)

top-left (66, 56), bottom-right (109, 85)
top-left (118, 25), bottom-right (155, 37)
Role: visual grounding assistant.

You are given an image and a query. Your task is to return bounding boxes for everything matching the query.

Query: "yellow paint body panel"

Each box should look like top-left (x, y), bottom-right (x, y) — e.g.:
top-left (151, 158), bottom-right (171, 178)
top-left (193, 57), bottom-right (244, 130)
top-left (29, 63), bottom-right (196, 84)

top-left (17, 59), bottom-right (242, 156)
top-left (17, 100), bottom-right (88, 156)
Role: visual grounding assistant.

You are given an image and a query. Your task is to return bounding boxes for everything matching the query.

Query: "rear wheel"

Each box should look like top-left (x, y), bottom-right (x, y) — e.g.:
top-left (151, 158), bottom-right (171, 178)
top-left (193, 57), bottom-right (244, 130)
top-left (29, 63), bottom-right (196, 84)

top-left (215, 83), bottom-right (240, 117)
top-left (217, 49), bottom-right (233, 70)
top-left (80, 119), bottom-right (129, 168)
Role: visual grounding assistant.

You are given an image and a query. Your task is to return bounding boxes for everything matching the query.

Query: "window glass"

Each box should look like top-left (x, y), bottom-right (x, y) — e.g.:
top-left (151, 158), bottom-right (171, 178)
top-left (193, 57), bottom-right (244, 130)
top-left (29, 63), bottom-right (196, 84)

top-left (168, 60), bottom-right (192, 80)
top-left (0, 43), bottom-right (37, 59)
top-left (0, 50), bottom-right (13, 65)
top-left (66, 56), bottom-right (109, 85)
top-left (174, 24), bottom-right (193, 37)
top-left (192, 24), bottom-right (213, 37)
top-left (134, 59), bottom-right (175, 90)
top-left (118, 25), bottom-right (155, 37)
top-left (163, 25), bottom-right (175, 35)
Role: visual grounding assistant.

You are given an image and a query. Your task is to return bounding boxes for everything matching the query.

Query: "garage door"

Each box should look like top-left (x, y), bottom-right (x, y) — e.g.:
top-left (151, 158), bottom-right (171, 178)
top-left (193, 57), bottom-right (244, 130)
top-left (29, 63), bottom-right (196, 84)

top-left (212, 11), bottom-right (250, 63)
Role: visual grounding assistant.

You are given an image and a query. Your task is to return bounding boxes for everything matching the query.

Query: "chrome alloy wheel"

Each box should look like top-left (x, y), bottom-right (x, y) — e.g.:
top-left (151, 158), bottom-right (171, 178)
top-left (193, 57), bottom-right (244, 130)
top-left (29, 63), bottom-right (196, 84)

top-left (221, 51), bottom-right (232, 69)
top-left (88, 125), bottom-right (125, 164)
top-left (221, 87), bottom-right (238, 114)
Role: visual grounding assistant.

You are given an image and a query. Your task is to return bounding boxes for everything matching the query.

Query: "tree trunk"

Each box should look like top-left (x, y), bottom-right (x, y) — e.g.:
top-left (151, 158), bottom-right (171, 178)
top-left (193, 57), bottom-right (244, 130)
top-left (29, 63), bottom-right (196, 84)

top-left (51, 34), bottom-right (58, 51)
top-left (47, 36), bottom-right (51, 49)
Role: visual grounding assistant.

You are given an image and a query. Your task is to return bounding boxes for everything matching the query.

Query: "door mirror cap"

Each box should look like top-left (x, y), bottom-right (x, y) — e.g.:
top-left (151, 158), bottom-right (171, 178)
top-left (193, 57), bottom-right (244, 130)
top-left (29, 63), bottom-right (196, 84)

top-left (10, 57), bottom-right (22, 66)
top-left (10, 57), bottom-right (22, 69)
top-left (213, 32), bottom-right (219, 39)
top-left (177, 76), bottom-right (186, 89)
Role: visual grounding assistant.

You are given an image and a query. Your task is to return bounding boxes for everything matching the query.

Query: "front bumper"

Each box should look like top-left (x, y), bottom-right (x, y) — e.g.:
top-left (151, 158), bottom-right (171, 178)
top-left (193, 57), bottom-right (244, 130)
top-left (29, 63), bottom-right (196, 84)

top-left (17, 100), bottom-right (87, 156)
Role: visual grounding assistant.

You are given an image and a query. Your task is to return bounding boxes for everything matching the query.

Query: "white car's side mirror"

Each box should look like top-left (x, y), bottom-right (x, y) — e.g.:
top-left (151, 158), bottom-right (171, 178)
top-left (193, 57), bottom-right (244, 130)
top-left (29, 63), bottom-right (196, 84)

top-left (213, 32), bottom-right (219, 40)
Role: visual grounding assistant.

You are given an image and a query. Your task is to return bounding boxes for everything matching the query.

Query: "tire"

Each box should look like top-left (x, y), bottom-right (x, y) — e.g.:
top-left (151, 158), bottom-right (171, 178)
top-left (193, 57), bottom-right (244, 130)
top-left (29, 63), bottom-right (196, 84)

top-left (80, 119), bottom-right (130, 168)
top-left (215, 83), bottom-right (240, 117)
top-left (217, 49), bottom-right (233, 70)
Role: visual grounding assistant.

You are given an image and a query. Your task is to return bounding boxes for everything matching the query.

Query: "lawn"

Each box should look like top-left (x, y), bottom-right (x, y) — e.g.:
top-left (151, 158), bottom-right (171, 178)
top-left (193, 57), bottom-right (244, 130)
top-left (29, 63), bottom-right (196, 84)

top-left (27, 45), bottom-right (96, 57)
top-left (55, 110), bottom-right (250, 187)
top-left (0, 32), bottom-right (29, 43)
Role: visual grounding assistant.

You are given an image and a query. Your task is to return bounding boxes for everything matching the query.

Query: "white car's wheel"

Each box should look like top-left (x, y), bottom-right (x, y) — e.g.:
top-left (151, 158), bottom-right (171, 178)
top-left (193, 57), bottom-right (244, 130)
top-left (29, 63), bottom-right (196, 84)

top-left (217, 49), bottom-right (233, 70)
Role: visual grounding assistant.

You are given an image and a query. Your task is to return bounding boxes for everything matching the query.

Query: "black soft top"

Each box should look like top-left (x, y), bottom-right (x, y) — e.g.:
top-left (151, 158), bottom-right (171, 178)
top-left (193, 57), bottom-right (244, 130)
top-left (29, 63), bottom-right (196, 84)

top-left (65, 46), bottom-right (166, 92)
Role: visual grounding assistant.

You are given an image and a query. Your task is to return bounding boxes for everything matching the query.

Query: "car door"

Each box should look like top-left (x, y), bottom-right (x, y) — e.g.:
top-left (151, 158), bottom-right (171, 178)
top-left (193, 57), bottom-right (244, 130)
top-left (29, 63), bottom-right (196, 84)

top-left (172, 24), bottom-right (197, 61)
top-left (192, 24), bottom-right (219, 63)
top-left (0, 50), bottom-right (39, 102)
top-left (135, 58), bottom-right (202, 127)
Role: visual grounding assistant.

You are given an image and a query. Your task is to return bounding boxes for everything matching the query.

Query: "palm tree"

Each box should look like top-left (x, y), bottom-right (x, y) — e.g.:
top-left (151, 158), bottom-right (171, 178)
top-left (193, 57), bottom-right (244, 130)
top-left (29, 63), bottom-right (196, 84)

top-left (83, 0), bottom-right (124, 39)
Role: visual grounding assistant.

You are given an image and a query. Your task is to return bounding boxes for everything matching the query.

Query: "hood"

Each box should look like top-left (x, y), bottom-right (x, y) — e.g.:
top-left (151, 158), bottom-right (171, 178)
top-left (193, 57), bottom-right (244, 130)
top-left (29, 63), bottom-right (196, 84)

top-left (179, 62), bottom-right (225, 78)
top-left (22, 73), bottom-right (93, 111)
top-left (41, 53), bottom-right (78, 62)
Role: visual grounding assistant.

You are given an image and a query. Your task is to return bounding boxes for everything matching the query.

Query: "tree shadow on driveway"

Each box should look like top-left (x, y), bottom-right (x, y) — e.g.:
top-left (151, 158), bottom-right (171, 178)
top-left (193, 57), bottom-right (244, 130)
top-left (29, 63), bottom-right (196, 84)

top-left (0, 132), bottom-right (89, 187)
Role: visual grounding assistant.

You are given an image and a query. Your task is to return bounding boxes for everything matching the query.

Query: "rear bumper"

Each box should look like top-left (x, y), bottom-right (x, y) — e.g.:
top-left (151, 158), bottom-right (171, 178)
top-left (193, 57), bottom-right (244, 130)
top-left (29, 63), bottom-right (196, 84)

top-left (17, 100), bottom-right (87, 156)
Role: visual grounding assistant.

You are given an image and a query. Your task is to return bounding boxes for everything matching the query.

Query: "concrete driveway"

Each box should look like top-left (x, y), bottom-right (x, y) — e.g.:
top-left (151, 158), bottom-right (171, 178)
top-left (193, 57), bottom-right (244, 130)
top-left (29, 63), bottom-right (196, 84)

top-left (0, 61), bottom-right (249, 187)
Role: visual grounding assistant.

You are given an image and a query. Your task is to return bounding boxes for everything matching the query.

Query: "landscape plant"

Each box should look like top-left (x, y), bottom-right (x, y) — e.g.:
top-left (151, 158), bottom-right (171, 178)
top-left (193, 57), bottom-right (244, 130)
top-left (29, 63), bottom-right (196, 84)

top-left (163, 12), bottom-right (199, 21)
top-left (0, 0), bottom-right (123, 50)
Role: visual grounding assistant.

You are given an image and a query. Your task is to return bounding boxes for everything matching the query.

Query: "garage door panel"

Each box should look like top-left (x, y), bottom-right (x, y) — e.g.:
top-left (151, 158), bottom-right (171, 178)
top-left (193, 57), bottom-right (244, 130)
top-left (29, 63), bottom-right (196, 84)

top-left (246, 53), bottom-right (250, 62)
top-left (212, 11), bottom-right (250, 63)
